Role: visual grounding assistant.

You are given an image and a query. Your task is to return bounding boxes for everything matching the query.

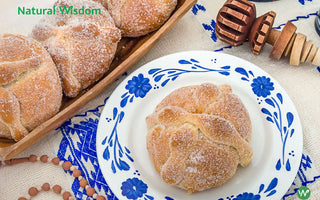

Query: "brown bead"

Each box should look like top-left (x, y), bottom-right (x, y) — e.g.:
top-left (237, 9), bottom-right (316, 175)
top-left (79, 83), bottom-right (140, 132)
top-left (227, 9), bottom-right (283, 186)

top-left (53, 185), bottom-right (62, 194)
top-left (62, 161), bottom-right (72, 171)
top-left (42, 183), bottom-right (50, 191)
top-left (40, 155), bottom-right (49, 163)
top-left (62, 191), bottom-right (72, 200)
top-left (72, 169), bottom-right (81, 178)
top-left (29, 155), bottom-right (37, 162)
top-left (18, 198), bottom-right (27, 200)
top-left (52, 157), bottom-right (60, 165)
top-left (96, 196), bottom-right (106, 200)
top-left (28, 187), bottom-right (39, 196)
top-left (79, 179), bottom-right (88, 188)
top-left (86, 187), bottom-right (95, 196)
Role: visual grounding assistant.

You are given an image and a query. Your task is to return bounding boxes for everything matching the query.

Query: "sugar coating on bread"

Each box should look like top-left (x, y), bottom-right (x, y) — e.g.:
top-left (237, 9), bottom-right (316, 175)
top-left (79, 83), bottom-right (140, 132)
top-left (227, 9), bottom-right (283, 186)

top-left (31, 0), bottom-right (121, 97)
top-left (0, 34), bottom-right (62, 141)
top-left (146, 83), bottom-right (253, 193)
top-left (93, 0), bottom-right (108, 7)
top-left (106, 0), bottom-right (178, 37)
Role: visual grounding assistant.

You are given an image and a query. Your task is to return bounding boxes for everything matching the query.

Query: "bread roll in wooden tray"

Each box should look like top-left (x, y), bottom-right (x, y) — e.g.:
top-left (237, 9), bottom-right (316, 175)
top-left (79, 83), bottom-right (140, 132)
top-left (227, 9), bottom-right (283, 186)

top-left (0, 0), bottom-right (197, 159)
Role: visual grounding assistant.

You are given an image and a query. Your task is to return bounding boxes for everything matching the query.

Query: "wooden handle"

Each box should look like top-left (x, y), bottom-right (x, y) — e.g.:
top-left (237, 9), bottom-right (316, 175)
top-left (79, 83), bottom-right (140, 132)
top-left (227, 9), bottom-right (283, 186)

top-left (266, 29), bottom-right (281, 46)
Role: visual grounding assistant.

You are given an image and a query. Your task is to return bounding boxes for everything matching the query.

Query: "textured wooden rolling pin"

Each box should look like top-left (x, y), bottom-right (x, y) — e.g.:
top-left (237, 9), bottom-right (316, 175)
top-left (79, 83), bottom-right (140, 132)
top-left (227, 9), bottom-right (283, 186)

top-left (215, 0), bottom-right (320, 66)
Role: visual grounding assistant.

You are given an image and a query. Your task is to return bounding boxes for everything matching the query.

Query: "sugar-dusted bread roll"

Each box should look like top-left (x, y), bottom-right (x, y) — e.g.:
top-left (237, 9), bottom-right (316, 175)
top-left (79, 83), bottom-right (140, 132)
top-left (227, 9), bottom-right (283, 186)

top-left (0, 34), bottom-right (62, 141)
top-left (146, 83), bottom-right (253, 193)
top-left (93, 0), bottom-right (108, 7)
top-left (106, 0), bottom-right (178, 37)
top-left (31, 0), bottom-right (121, 97)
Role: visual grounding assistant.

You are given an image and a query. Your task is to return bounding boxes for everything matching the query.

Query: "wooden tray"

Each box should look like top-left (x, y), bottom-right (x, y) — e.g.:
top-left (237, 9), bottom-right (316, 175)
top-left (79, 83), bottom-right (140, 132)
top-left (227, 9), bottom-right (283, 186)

top-left (0, 0), bottom-right (197, 160)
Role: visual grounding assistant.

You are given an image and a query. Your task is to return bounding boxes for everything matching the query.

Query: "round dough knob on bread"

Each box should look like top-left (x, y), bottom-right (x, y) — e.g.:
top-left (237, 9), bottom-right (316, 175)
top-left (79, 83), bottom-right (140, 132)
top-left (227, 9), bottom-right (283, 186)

top-left (0, 34), bottom-right (62, 141)
top-left (106, 0), bottom-right (178, 37)
top-left (31, 0), bottom-right (121, 97)
top-left (146, 83), bottom-right (253, 193)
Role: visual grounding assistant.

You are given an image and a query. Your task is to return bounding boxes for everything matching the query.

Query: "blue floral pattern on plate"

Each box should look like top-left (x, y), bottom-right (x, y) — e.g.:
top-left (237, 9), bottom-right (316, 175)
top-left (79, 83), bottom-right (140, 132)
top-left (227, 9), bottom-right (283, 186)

top-left (251, 76), bottom-right (274, 98)
top-left (121, 178), bottom-right (150, 200)
top-left (220, 177), bottom-right (278, 200)
top-left (121, 74), bottom-right (153, 107)
top-left (96, 51), bottom-right (302, 200)
top-left (235, 67), bottom-right (297, 172)
top-left (232, 192), bottom-right (261, 200)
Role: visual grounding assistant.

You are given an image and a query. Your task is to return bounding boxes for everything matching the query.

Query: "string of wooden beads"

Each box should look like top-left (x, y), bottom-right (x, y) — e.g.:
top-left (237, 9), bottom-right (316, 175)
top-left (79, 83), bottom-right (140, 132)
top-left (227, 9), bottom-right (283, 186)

top-left (17, 183), bottom-right (73, 200)
top-left (0, 155), bottom-right (106, 200)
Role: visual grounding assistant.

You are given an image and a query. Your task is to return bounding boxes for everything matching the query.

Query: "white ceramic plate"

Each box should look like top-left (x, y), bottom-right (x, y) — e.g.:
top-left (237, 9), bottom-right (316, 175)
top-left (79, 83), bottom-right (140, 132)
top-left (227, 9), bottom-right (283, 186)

top-left (96, 51), bottom-right (302, 200)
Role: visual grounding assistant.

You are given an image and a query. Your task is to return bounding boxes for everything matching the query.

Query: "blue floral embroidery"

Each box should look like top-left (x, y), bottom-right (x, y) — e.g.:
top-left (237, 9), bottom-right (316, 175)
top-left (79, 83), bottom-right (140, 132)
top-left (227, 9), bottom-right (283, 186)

top-left (299, 0), bottom-right (312, 5)
top-left (202, 20), bottom-right (218, 42)
top-left (214, 45), bottom-right (233, 52)
top-left (191, 3), bottom-right (217, 42)
top-left (125, 73), bottom-right (152, 98)
top-left (121, 178), bottom-right (148, 199)
top-left (251, 76), bottom-right (274, 98)
top-left (233, 192), bottom-right (261, 200)
top-left (192, 3), bottom-right (206, 15)
top-left (301, 154), bottom-right (312, 171)
top-left (273, 13), bottom-right (317, 30)
top-left (57, 101), bottom-right (118, 200)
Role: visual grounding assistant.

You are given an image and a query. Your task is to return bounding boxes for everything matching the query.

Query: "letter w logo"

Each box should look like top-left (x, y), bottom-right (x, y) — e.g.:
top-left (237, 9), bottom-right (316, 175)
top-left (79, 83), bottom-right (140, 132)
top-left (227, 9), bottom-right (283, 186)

top-left (298, 189), bottom-right (310, 196)
top-left (297, 186), bottom-right (311, 199)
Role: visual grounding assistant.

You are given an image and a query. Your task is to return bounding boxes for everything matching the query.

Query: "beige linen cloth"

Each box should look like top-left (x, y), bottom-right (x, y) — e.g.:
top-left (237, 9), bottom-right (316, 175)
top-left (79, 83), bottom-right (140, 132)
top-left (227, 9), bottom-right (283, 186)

top-left (0, 0), bottom-right (320, 199)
